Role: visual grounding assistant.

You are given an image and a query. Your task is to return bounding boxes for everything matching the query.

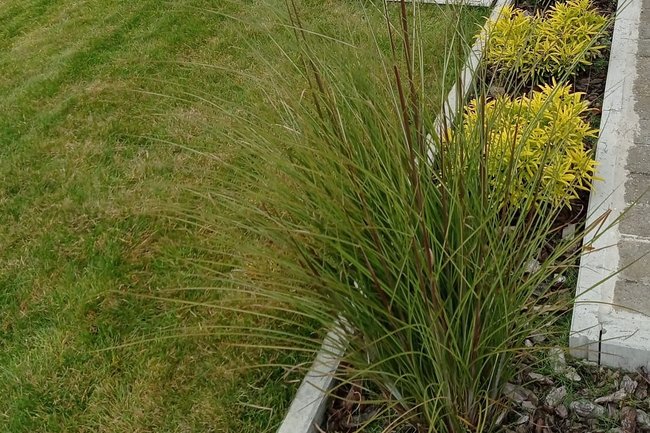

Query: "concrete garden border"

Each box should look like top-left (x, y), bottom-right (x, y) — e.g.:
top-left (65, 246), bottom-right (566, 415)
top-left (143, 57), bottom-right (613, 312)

top-left (568, 0), bottom-right (650, 371)
top-left (275, 1), bottom-right (511, 430)
top-left (277, 326), bottom-right (347, 433)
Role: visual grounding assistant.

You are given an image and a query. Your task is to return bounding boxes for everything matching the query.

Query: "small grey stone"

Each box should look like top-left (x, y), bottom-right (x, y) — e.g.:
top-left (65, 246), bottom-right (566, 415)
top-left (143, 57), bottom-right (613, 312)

top-left (548, 347), bottom-right (581, 381)
top-left (562, 224), bottom-right (576, 240)
top-left (504, 383), bottom-right (538, 405)
top-left (521, 400), bottom-right (537, 412)
top-left (545, 386), bottom-right (567, 408)
top-left (555, 404), bottom-right (569, 418)
top-left (525, 339), bottom-right (534, 347)
top-left (526, 258), bottom-right (541, 273)
top-left (549, 347), bottom-right (566, 371)
top-left (531, 334), bottom-right (546, 343)
top-left (528, 372), bottom-right (554, 385)
top-left (564, 366), bottom-right (582, 382)
top-left (569, 400), bottom-right (606, 418)
top-left (514, 414), bottom-right (529, 425)
top-left (552, 274), bottom-right (567, 285)
top-left (638, 409), bottom-right (650, 430)
top-left (495, 409), bottom-right (508, 426)
top-left (636, 382), bottom-right (648, 399)
top-left (620, 375), bottom-right (638, 394)
top-left (621, 406), bottom-right (637, 433)
top-left (595, 389), bottom-right (628, 404)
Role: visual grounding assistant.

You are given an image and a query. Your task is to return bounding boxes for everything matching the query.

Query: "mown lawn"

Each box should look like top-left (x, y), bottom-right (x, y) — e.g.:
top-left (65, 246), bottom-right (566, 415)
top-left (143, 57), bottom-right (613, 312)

top-left (0, 1), bottom-right (485, 432)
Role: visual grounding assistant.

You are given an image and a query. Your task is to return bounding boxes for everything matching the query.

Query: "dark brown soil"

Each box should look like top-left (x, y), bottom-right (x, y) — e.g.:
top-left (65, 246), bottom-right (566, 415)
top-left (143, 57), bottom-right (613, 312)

top-left (321, 380), bottom-right (397, 433)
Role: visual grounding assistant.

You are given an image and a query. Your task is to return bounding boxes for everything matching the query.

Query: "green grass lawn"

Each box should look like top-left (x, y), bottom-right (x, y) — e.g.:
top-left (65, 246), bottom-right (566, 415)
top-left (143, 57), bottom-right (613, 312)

top-left (0, 1), bottom-right (485, 432)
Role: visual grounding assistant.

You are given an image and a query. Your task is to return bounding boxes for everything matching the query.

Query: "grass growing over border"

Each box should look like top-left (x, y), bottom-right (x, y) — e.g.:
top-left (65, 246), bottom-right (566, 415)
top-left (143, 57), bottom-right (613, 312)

top-left (0, 1), bottom-right (486, 432)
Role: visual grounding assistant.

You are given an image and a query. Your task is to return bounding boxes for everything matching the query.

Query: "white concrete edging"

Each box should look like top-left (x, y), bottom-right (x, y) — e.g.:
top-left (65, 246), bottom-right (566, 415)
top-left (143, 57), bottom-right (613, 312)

top-left (568, 0), bottom-right (650, 371)
top-left (276, 327), bottom-right (346, 433)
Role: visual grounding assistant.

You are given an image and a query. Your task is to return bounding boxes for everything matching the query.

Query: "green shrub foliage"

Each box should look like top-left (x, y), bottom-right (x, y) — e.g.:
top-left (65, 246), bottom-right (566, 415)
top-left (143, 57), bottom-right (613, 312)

top-left (485, 0), bottom-right (608, 82)
top-left (462, 81), bottom-right (598, 208)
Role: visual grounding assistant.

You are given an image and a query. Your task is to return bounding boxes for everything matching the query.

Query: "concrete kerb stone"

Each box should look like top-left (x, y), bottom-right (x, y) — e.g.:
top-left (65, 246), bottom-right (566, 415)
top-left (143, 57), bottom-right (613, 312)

top-left (432, 0), bottom-right (511, 145)
top-left (569, 0), bottom-right (650, 371)
top-left (598, 310), bottom-right (650, 370)
top-left (276, 326), bottom-right (347, 433)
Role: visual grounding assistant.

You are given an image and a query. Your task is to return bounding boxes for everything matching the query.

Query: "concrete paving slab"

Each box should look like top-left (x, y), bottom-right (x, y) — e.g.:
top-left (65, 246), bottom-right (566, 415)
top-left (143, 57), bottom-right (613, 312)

top-left (634, 57), bottom-right (650, 95)
top-left (636, 96), bottom-right (650, 116)
top-left (613, 279), bottom-right (650, 314)
top-left (626, 146), bottom-right (650, 173)
top-left (633, 129), bottom-right (650, 146)
top-left (640, 24), bottom-right (650, 40)
top-left (619, 204), bottom-right (650, 236)
top-left (636, 58), bottom-right (650, 83)
top-left (617, 239), bottom-right (650, 282)
top-left (638, 41), bottom-right (650, 58)
top-left (623, 172), bottom-right (650, 205)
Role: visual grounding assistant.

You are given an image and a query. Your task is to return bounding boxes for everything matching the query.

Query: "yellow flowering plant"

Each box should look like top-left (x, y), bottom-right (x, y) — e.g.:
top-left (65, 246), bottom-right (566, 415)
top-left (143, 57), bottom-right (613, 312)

top-left (485, 0), bottom-right (608, 83)
top-left (538, 0), bottom-right (608, 76)
top-left (483, 6), bottom-right (538, 77)
top-left (462, 82), bottom-right (598, 208)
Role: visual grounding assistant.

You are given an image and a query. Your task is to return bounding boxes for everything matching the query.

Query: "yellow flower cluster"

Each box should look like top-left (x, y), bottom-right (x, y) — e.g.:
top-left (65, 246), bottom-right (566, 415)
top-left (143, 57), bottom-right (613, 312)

top-left (463, 82), bottom-right (598, 208)
top-left (485, 0), bottom-right (607, 82)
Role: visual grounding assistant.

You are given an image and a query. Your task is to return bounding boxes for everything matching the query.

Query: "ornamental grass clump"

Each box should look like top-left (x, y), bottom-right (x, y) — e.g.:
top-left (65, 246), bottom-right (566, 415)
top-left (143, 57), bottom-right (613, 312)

top-left (178, 1), bottom-right (613, 432)
top-left (485, 0), bottom-right (608, 83)
top-left (462, 81), bottom-right (598, 208)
